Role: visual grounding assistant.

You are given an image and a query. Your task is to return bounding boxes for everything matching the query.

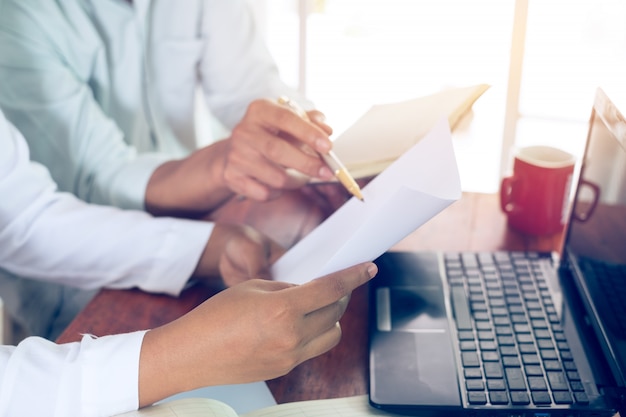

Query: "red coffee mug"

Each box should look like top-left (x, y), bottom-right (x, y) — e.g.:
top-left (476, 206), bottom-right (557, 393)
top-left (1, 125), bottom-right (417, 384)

top-left (500, 146), bottom-right (576, 236)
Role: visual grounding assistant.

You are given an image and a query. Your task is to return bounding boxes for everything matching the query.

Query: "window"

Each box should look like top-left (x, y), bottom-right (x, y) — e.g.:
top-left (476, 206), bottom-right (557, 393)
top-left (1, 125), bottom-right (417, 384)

top-left (256, 0), bottom-right (626, 192)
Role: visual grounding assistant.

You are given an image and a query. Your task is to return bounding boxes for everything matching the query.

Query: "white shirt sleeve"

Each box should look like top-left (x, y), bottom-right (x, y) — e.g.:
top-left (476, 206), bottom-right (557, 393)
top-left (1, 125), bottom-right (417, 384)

top-left (0, 331), bottom-right (146, 417)
top-left (0, 112), bottom-right (214, 295)
top-left (196, 0), bottom-right (314, 129)
top-left (0, 0), bottom-right (171, 210)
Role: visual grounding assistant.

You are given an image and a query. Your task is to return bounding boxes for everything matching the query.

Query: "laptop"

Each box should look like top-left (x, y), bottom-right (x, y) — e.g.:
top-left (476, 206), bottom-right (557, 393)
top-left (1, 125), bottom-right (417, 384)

top-left (368, 87), bottom-right (626, 417)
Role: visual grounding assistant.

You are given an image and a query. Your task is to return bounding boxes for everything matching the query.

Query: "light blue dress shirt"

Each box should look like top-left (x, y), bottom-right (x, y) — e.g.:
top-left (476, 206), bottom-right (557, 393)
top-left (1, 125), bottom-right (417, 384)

top-left (0, 0), bottom-right (309, 210)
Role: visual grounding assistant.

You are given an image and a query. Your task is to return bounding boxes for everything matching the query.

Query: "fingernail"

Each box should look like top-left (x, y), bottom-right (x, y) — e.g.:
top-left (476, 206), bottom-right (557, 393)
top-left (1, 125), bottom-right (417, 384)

top-left (367, 263), bottom-right (378, 278)
top-left (312, 113), bottom-right (326, 123)
top-left (315, 138), bottom-right (331, 152)
top-left (318, 165), bottom-right (334, 179)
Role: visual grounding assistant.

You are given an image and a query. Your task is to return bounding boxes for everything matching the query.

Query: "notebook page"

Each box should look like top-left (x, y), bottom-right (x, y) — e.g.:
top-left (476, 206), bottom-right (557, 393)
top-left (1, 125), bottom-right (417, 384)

top-left (241, 395), bottom-right (396, 417)
top-left (114, 398), bottom-right (237, 417)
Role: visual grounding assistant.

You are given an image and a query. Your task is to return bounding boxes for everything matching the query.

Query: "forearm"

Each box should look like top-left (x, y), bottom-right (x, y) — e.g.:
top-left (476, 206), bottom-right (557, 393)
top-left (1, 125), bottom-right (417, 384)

top-left (145, 140), bottom-right (235, 216)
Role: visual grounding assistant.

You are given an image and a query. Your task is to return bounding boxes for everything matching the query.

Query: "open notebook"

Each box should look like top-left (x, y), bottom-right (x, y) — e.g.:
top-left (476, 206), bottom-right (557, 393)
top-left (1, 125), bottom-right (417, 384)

top-left (332, 83), bottom-right (489, 179)
top-left (116, 395), bottom-right (393, 417)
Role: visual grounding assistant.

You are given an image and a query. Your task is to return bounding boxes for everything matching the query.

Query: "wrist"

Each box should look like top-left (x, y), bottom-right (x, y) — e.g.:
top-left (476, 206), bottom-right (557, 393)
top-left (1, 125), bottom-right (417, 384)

top-left (145, 144), bottom-right (234, 216)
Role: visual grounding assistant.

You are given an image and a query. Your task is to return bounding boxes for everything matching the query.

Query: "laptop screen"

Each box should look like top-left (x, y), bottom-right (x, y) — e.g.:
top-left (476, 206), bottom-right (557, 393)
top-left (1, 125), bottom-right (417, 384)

top-left (563, 88), bottom-right (626, 387)
top-left (566, 88), bottom-right (626, 267)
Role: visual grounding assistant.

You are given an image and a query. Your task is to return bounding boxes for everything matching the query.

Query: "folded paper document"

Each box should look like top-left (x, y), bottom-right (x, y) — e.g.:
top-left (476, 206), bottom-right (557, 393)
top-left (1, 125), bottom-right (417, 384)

top-left (332, 83), bottom-right (489, 179)
top-left (271, 117), bottom-right (462, 284)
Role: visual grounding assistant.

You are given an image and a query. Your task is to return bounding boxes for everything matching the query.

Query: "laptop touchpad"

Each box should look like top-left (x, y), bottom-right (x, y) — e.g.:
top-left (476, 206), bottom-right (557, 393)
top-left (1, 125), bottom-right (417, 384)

top-left (371, 286), bottom-right (460, 406)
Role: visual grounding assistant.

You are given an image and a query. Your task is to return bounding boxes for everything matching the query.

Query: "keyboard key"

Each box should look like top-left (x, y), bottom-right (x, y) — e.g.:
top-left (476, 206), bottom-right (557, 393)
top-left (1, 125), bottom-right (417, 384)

top-left (462, 352), bottom-right (480, 367)
top-left (527, 376), bottom-right (548, 391)
top-left (567, 371), bottom-right (580, 381)
top-left (543, 360), bottom-right (562, 371)
top-left (495, 326), bottom-right (513, 336)
top-left (479, 341), bottom-right (497, 351)
top-left (547, 371), bottom-right (569, 391)
top-left (519, 344), bottom-right (537, 354)
top-left (451, 286), bottom-right (473, 330)
top-left (465, 368), bottom-right (482, 379)
top-left (570, 381), bottom-right (584, 391)
top-left (537, 339), bottom-right (554, 349)
top-left (484, 362), bottom-right (504, 379)
top-left (487, 379), bottom-right (506, 390)
top-left (498, 336), bottom-right (515, 346)
top-left (458, 331), bottom-right (474, 341)
top-left (531, 391), bottom-right (552, 405)
top-left (524, 365), bottom-right (543, 376)
top-left (505, 368), bottom-right (526, 390)
top-left (473, 311), bottom-right (489, 321)
top-left (482, 351), bottom-right (499, 362)
top-left (477, 331), bottom-right (494, 340)
top-left (574, 392), bottom-right (589, 404)
top-left (540, 349), bottom-right (558, 360)
top-left (493, 316), bottom-right (510, 326)
top-left (468, 392), bottom-right (487, 405)
top-left (513, 323), bottom-right (530, 333)
top-left (502, 356), bottom-right (521, 367)
top-left (489, 391), bottom-right (509, 405)
top-left (500, 346), bottom-right (517, 356)
top-left (521, 353), bottom-right (540, 365)
top-left (510, 391), bottom-right (530, 405)
top-left (466, 379), bottom-right (485, 391)
top-left (563, 361), bottom-right (578, 371)
top-left (460, 341), bottom-right (477, 351)
top-left (553, 391), bottom-right (573, 404)
top-left (510, 313), bottom-right (527, 323)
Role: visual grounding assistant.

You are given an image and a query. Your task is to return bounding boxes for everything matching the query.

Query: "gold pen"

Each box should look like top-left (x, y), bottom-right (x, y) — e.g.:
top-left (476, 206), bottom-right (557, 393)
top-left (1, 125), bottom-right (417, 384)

top-left (277, 96), bottom-right (364, 201)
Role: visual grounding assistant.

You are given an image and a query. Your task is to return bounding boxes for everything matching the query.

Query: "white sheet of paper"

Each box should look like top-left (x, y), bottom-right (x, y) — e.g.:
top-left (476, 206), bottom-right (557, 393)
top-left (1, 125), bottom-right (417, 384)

top-left (271, 118), bottom-right (462, 284)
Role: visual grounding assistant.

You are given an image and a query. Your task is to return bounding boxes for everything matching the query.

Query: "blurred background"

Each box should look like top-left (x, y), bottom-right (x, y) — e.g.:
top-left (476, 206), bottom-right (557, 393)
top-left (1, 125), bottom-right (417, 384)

top-left (237, 0), bottom-right (626, 192)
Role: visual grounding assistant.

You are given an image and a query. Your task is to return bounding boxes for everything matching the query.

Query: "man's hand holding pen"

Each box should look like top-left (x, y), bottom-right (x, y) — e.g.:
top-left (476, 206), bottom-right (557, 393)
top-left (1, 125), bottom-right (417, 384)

top-left (145, 97), bottom-right (360, 216)
top-left (220, 98), bottom-right (338, 201)
top-left (277, 96), bottom-right (364, 201)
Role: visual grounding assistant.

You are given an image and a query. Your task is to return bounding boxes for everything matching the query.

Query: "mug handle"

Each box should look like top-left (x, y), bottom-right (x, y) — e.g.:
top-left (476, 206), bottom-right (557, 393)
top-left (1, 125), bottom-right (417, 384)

top-left (500, 176), bottom-right (517, 213)
top-left (573, 179), bottom-right (601, 222)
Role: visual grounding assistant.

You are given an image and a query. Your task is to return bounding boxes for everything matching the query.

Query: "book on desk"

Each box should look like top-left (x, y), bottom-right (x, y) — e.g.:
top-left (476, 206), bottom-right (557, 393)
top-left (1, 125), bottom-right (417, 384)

top-left (332, 83), bottom-right (489, 180)
top-left (116, 395), bottom-right (394, 417)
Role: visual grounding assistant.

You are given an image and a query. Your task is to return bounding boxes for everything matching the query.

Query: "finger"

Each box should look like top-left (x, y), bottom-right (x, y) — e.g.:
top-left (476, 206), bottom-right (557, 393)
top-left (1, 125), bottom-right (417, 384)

top-left (253, 100), bottom-right (332, 154)
top-left (220, 230), bottom-right (284, 284)
top-left (290, 262), bottom-right (378, 314)
top-left (307, 110), bottom-right (333, 136)
top-left (299, 321), bottom-right (343, 363)
top-left (298, 294), bottom-right (351, 341)
top-left (228, 127), bottom-right (329, 191)
top-left (223, 144), bottom-right (277, 200)
top-left (252, 127), bottom-right (332, 182)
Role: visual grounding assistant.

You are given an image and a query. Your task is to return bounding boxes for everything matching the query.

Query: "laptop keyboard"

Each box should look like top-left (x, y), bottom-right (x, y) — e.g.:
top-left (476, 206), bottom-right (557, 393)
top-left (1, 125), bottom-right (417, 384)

top-left (445, 251), bottom-right (589, 407)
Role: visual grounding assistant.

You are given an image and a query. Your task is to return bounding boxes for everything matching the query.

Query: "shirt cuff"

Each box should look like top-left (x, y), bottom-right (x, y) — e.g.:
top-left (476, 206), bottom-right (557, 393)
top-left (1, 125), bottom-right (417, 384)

top-left (81, 331), bottom-right (147, 416)
top-left (139, 218), bottom-right (214, 296)
top-left (109, 153), bottom-right (170, 211)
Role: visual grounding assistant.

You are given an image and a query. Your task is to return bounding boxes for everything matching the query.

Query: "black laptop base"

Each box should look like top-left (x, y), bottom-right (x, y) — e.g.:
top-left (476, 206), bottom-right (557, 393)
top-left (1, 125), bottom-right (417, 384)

top-left (368, 251), bottom-right (618, 417)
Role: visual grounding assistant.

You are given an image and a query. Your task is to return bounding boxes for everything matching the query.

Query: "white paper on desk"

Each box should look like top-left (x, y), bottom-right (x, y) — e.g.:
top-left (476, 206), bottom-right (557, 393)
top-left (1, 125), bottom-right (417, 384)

top-left (271, 117), bottom-right (462, 284)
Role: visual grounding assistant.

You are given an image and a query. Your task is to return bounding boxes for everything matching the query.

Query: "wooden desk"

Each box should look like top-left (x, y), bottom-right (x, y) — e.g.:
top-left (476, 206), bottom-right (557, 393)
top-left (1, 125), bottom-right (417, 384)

top-left (57, 191), bottom-right (563, 404)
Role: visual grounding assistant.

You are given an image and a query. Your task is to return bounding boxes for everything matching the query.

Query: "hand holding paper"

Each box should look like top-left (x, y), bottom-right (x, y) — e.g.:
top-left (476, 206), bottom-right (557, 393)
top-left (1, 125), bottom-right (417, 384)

top-left (271, 118), bottom-right (462, 284)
